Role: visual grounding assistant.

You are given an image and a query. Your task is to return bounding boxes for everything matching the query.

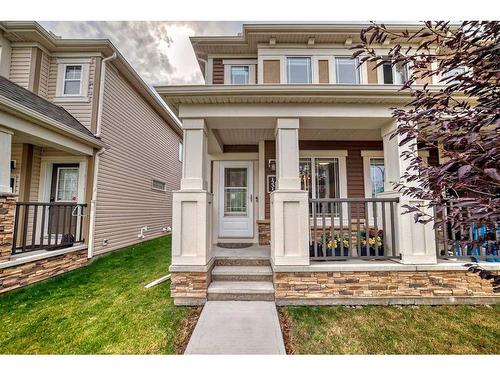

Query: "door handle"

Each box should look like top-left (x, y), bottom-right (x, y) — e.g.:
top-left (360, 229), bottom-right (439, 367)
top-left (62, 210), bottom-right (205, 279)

top-left (250, 194), bottom-right (253, 202)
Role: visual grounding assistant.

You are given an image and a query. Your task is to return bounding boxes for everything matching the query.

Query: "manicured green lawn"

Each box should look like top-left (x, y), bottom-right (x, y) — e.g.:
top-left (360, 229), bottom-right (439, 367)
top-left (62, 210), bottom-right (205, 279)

top-left (0, 235), bottom-right (194, 354)
top-left (281, 305), bottom-right (500, 354)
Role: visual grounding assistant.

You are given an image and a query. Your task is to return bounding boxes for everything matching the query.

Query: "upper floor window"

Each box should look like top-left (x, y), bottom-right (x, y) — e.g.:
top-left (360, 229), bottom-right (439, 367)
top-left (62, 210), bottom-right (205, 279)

top-left (63, 65), bottom-right (83, 95)
top-left (335, 57), bottom-right (360, 84)
top-left (442, 66), bottom-right (466, 84)
top-left (287, 57), bottom-right (311, 84)
top-left (382, 61), bottom-right (408, 84)
top-left (230, 66), bottom-right (249, 84)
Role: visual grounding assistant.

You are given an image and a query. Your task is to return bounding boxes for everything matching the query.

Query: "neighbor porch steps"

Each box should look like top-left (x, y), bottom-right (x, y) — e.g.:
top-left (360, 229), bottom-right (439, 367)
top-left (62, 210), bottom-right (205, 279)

top-left (208, 256), bottom-right (274, 301)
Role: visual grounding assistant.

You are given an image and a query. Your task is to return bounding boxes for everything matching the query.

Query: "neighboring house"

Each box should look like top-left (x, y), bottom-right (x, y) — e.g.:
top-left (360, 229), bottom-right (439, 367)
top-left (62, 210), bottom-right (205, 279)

top-left (0, 22), bottom-right (183, 293)
top-left (156, 23), bottom-right (499, 306)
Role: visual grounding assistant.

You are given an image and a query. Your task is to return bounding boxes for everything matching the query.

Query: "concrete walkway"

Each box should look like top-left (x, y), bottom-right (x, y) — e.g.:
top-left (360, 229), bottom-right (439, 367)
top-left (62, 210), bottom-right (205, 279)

top-left (185, 301), bottom-right (286, 354)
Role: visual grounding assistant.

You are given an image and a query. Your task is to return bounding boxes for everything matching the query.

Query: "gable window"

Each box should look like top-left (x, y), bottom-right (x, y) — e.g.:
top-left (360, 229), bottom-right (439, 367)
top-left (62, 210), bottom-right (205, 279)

top-left (335, 57), bottom-right (360, 84)
top-left (230, 66), bottom-right (249, 84)
top-left (382, 61), bottom-right (408, 84)
top-left (152, 179), bottom-right (167, 192)
top-left (287, 57), bottom-right (312, 84)
top-left (63, 65), bottom-right (83, 95)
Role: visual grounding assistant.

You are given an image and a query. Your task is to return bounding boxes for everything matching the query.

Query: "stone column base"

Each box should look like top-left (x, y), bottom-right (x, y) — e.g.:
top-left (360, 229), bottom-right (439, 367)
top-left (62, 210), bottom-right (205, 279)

top-left (257, 220), bottom-right (270, 246)
top-left (170, 269), bottom-right (212, 306)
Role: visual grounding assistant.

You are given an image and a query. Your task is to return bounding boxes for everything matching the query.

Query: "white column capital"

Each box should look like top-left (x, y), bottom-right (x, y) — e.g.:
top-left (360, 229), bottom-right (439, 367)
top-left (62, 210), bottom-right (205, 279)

top-left (276, 117), bottom-right (300, 130)
top-left (182, 118), bottom-right (207, 131)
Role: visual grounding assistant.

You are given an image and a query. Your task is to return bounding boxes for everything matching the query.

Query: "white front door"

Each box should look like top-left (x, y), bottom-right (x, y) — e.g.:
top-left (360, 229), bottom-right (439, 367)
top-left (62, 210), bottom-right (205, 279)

top-left (219, 161), bottom-right (254, 238)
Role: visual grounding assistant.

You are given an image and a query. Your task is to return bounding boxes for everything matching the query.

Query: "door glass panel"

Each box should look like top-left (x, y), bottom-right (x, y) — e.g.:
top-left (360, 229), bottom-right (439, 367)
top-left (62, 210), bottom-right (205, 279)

top-left (315, 158), bottom-right (340, 215)
top-left (370, 158), bottom-right (385, 197)
top-left (56, 167), bottom-right (79, 201)
top-left (224, 168), bottom-right (247, 216)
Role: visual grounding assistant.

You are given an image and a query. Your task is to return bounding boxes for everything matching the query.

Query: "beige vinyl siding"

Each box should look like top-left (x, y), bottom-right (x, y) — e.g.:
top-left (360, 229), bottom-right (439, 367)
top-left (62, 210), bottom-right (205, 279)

top-left (37, 52), bottom-right (51, 99)
top-left (47, 57), bottom-right (96, 131)
top-left (9, 47), bottom-right (32, 89)
top-left (25, 146), bottom-right (42, 243)
top-left (93, 64), bottom-right (182, 254)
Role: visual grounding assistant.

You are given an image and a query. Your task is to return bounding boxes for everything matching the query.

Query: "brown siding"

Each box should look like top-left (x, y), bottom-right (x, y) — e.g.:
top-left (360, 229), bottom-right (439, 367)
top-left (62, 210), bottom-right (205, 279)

top-left (9, 47), bottom-right (32, 89)
top-left (263, 60), bottom-right (280, 84)
top-left (318, 60), bottom-right (329, 83)
top-left (212, 58), bottom-right (224, 84)
top-left (366, 60), bottom-right (378, 84)
top-left (264, 141), bottom-right (383, 219)
top-left (93, 64), bottom-right (182, 255)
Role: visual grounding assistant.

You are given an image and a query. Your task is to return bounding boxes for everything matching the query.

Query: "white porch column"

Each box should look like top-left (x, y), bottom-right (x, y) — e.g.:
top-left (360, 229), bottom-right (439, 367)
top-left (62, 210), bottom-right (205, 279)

top-left (0, 127), bottom-right (13, 193)
top-left (379, 122), bottom-right (437, 264)
top-left (171, 119), bottom-right (212, 266)
top-left (271, 118), bottom-right (309, 266)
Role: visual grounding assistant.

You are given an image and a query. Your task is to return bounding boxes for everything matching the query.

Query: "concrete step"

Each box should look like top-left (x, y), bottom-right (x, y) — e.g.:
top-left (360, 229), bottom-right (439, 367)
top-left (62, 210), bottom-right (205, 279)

top-left (208, 281), bottom-right (275, 301)
top-left (215, 257), bottom-right (270, 267)
top-left (212, 266), bottom-right (273, 281)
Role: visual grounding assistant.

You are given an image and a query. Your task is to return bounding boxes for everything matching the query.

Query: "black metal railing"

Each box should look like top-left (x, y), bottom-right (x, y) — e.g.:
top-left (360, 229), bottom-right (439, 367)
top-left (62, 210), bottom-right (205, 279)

top-left (309, 198), bottom-right (400, 260)
top-left (434, 202), bottom-right (499, 261)
top-left (12, 202), bottom-right (86, 255)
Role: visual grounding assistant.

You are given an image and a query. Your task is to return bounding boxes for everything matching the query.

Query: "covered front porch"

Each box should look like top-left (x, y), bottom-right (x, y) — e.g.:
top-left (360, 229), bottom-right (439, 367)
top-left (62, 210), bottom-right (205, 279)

top-left (0, 77), bottom-right (103, 267)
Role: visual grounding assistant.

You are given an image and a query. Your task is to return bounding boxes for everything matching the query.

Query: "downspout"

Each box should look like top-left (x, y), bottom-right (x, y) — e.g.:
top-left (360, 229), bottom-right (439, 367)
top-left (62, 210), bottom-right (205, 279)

top-left (87, 52), bottom-right (117, 259)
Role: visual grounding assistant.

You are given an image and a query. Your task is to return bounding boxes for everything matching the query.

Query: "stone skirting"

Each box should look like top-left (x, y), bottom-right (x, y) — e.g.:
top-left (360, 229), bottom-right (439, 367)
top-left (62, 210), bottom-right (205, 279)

top-left (170, 271), bottom-right (210, 305)
top-left (274, 270), bottom-right (499, 304)
top-left (0, 249), bottom-right (88, 293)
top-left (257, 220), bottom-right (270, 246)
top-left (0, 193), bottom-right (17, 263)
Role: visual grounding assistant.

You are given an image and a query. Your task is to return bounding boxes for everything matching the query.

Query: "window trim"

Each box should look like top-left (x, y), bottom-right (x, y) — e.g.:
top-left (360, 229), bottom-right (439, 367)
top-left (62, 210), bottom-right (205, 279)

top-left (55, 59), bottom-right (90, 101)
top-left (334, 56), bottom-right (360, 84)
top-left (286, 56), bottom-right (312, 84)
top-left (223, 62), bottom-right (256, 84)
top-left (151, 179), bottom-right (167, 192)
top-left (362, 151), bottom-right (385, 198)
top-left (378, 60), bottom-right (410, 85)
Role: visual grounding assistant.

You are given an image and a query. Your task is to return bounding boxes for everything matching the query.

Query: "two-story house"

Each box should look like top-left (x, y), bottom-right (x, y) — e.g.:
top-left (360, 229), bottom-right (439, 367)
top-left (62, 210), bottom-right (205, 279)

top-left (0, 21), bottom-right (183, 293)
top-left (156, 23), bottom-right (499, 306)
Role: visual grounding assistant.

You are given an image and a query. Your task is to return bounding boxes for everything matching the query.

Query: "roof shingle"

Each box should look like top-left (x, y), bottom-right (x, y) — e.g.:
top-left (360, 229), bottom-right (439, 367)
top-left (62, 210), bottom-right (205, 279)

top-left (0, 75), bottom-right (98, 139)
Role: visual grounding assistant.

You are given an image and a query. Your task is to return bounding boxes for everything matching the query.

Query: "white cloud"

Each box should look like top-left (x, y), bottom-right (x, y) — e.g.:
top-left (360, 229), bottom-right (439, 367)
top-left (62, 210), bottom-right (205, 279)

top-left (40, 21), bottom-right (243, 85)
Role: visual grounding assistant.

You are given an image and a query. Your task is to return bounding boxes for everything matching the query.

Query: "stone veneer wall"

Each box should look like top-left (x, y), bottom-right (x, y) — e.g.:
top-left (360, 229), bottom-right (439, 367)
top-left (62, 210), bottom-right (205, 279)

top-left (0, 193), bottom-right (17, 263)
top-left (274, 270), bottom-right (499, 304)
top-left (170, 271), bottom-right (210, 305)
top-left (257, 220), bottom-right (270, 246)
top-left (0, 249), bottom-right (88, 293)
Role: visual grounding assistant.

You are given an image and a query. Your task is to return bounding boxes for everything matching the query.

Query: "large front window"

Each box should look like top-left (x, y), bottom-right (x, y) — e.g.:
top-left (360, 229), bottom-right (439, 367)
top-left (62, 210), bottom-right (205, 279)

top-left (369, 158), bottom-right (385, 197)
top-left (300, 157), bottom-right (341, 214)
top-left (287, 57), bottom-right (312, 84)
top-left (335, 57), bottom-right (360, 84)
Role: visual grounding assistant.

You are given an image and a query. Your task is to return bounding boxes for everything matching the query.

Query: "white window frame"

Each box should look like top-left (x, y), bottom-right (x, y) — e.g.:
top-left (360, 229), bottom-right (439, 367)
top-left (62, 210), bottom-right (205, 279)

top-left (223, 59), bottom-right (256, 84)
top-left (362, 151), bottom-right (385, 198)
top-left (334, 56), bottom-right (360, 84)
top-left (377, 60), bottom-right (409, 85)
top-left (55, 59), bottom-right (90, 101)
top-left (286, 56), bottom-right (312, 84)
top-left (152, 179), bottom-right (167, 192)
